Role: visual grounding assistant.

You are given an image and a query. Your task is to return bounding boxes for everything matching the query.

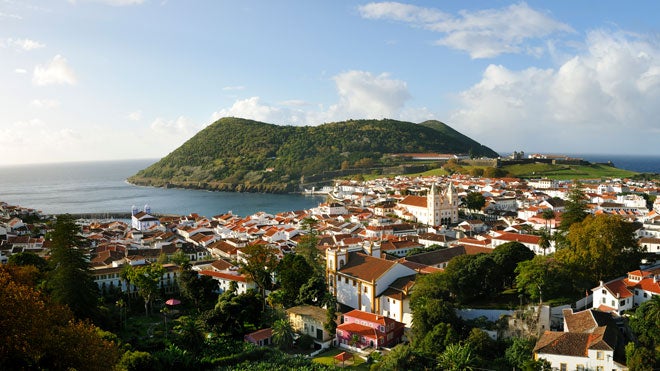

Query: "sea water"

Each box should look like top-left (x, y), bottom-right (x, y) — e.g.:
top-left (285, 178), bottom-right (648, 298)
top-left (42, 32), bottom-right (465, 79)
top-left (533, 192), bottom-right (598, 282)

top-left (0, 159), bottom-right (324, 217)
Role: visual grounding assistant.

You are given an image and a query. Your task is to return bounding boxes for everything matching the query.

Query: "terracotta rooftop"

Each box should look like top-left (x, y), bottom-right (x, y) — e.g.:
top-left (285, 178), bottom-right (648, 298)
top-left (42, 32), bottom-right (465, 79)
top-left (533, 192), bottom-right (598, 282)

top-left (338, 252), bottom-right (397, 282)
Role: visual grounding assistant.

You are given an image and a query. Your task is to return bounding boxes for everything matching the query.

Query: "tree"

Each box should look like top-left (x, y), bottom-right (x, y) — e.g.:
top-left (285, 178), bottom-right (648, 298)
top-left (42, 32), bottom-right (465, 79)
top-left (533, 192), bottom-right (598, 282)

top-left (297, 273), bottom-right (328, 306)
top-left (515, 255), bottom-right (573, 302)
top-left (443, 253), bottom-right (503, 302)
top-left (465, 328), bottom-right (498, 366)
top-left (416, 322), bottom-right (458, 357)
top-left (47, 214), bottom-right (99, 320)
top-left (541, 208), bottom-right (555, 231)
top-left (373, 344), bottom-right (425, 371)
top-left (0, 267), bottom-right (120, 370)
top-left (505, 337), bottom-right (536, 370)
top-left (559, 182), bottom-right (587, 232)
top-left (537, 228), bottom-right (552, 256)
top-left (172, 315), bottom-right (206, 354)
top-left (296, 218), bottom-right (323, 272)
top-left (465, 192), bottom-right (486, 213)
top-left (409, 272), bottom-right (457, 343)
top-left (178, 264), bottom-right (217, 312)
top-left (240, 243), bottom-right (279, 310)
top-left (437, 343), bottom-right (476, 371)
top-left (123, 263), bottom-right (166, 316)
top-left (556, 214), bottom-right (642, 285)
top-left (7, 251), bottom-right (48, 272)
top-left (628, 295), bottom-right (660, 369)
top-left (271, 319), bottom-right (295, 350)
top-left (491, 241), bottom-right (535, 288)
top-left (117, 350), bottom-right (155, 371)
top-left (276, 253), bottom-right (314, 307)
top-left (324, 297), bottom-right (338, 336)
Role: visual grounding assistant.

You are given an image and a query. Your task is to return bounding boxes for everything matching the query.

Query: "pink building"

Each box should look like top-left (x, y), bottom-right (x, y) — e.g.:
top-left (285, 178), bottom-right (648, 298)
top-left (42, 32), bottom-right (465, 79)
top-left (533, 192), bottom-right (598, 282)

top-left (336, 309), bottom-right (405, 350)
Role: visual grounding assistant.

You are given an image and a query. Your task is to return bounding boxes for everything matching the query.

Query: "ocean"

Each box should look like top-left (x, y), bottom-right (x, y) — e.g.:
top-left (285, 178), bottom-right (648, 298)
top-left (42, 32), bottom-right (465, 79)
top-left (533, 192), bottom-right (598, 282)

top-left (0, 159), bottom-right (324, 217)
top-left (0, 155), bottom-right (657, 218)
top-left (571, 154), bottom-right (660, 174)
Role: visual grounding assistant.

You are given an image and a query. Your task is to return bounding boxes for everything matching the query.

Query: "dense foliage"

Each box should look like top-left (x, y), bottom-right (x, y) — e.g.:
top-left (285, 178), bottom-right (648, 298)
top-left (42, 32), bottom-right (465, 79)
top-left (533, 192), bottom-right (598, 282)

top-left (129, 117), bottom-right (498, 192)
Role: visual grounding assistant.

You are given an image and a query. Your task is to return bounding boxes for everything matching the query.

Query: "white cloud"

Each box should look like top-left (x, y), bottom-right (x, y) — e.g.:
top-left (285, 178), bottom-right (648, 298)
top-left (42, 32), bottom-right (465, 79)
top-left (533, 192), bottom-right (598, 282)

top-left (0, 119), bottom-right (78, 150)
top-left (0, 12), bottom-right (22, 20)
top-left (150, 116), bottom-right (197, 135)
top-left (210, 97), bottom-right (293, 124)
top-left (15, 68), bottom-right (27, 74)
top-left (68, 0), bottom-right (146, 6)
top-left (222, 85), bottom-right (246, 91)
top-left (327, 70), bottom-right (410, 120)
top-left (33, 55), bottom-right (77, 86)
top-left (127, 110), bottom-right (142, 121)
top-left (449, 30), bottom-right (660, 153)
top-left (209, 70), bottom-right (429, 126)
top-left (358, 2), bottom-right (573, 58)
top-left (31, 99), bottom-right (61, 109)
top-left (4, 38), bottom-right (45, 51)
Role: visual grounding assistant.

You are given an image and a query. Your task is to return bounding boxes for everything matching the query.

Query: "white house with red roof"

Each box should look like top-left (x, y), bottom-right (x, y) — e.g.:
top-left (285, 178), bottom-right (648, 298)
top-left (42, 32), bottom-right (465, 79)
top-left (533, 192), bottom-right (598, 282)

top-left (491, 231), bottom-right (552, 255)
top-left (131, 205), bottom-right (160, 231)
top-left (396, 183), bottom-right (458, 227)
top-left (336, 309), bottom-right (405, 350)
top-left (592, 265), bottom-right (660, 315)
top-left (326, 245), bottom-right (416, 314)
top-left (534, 309), bottom-right (628, 371)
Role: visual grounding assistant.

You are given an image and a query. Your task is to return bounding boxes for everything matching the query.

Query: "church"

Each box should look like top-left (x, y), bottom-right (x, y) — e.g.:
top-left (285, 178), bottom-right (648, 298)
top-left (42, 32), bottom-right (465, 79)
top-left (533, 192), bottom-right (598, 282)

top-left (396, 183), bottom-right (459, 227)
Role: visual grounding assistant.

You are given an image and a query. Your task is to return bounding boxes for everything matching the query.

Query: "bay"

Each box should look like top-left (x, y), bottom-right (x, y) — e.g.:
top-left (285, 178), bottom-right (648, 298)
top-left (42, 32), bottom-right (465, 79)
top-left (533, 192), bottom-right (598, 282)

top-left (0, 159), bottom-right (325, 217)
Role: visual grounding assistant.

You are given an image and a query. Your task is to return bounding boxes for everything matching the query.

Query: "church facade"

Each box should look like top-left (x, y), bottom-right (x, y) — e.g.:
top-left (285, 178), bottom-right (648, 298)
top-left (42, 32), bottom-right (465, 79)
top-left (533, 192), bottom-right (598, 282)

top-left (396, 183), bottom-right (459, 227)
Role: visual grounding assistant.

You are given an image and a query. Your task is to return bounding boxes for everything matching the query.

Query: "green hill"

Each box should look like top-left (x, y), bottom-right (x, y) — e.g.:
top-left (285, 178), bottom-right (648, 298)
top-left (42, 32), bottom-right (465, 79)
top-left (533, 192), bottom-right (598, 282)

top-left (128, 117), bottom-right (499, 193)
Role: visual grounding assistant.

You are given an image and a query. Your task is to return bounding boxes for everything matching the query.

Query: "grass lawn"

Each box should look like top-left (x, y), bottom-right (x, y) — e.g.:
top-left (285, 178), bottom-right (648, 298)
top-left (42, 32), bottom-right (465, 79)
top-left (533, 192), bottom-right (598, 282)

top-left (313, 348), bottom-right (370, 370)
top-left (502, 163), bottom-right (637, 179)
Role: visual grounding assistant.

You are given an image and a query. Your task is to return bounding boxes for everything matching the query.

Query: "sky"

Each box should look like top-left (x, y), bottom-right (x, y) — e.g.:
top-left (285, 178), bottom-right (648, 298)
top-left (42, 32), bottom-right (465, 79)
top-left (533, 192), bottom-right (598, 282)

top-left (2, 0), bottom-right (660, 165)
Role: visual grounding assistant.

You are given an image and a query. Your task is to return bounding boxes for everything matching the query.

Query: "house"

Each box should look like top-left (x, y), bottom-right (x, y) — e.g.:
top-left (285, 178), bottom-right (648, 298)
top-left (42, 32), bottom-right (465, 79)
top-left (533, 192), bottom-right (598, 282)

top-left (286, 305), bottom-right (334, 348)
top-left (491, 232), bottom-right (551, 255)
top-left (336, 309), bottom-right (405, 350)
top-left (326, 246), bottom-right (416, 314)
top-left (198, 269), bottom-right (257, 295)
top-left (244, 328), bottom-right (272, 347)
top-left (533, 309), bottom-right (628, 370)
top-left (131, 205), bottom-right (160, 231)
top-left (591, 265), bottom-right (660, 314)
top-left (639, 237), bottom-right (660, 254)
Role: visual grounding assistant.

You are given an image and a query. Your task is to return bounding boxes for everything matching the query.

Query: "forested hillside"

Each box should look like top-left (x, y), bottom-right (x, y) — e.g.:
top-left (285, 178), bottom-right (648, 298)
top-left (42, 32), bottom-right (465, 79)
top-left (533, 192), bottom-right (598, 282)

top-left (128, 117), bottom-right (498, 192)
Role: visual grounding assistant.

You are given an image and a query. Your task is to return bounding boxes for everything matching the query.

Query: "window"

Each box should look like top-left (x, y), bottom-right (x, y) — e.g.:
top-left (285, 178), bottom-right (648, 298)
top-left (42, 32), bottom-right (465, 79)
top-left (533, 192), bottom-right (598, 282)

top-left (352, 279), bottom-right (356, 286)
top-left (595, 367), bottom-right (603, 371)
top-left (597, 351), bottom-right (604, 360)
top-left (364, 286), bottom-right (368, 293)
top-left (576, 365), bottom-right (584, 371)
top-left (620, 300), bottom-right (626, 306)
top-left (602, 289), bottom-right (606, 294)
top-left (345, 277), bottom-right (348, 284)
top-left (559, 363), bottom-right (566, 371)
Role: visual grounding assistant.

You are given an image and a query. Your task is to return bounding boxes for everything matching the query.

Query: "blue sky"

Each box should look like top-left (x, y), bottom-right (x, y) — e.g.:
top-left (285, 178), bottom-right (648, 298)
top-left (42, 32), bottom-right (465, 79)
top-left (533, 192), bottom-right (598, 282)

top-left (2, 1), bottom-right (660, 165)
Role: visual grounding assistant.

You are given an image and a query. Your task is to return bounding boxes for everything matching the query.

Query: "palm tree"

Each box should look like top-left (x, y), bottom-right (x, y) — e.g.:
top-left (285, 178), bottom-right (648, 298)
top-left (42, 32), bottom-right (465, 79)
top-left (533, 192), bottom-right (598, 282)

top-left (538, 228), bottom-right (552, 256)
top-left (541, 208), bottom-right (555, 231)
top-left (271, 319), bottom-right (295, 350)
top-left (437, 343), bottom-right (476, 371)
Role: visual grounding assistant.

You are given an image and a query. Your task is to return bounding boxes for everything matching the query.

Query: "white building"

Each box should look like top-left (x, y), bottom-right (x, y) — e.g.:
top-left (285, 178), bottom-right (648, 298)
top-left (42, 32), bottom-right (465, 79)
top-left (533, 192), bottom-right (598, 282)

top-left (591, 265), bottom-right (660, 315)
top-left (326, 245), bottom-right (416, 315)
top-left (396, 183), bottom-right (458, 227)
top-left (534, 309), bottom-right (627, 371)
top-left (131, 205), bottom-right (160, 231)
